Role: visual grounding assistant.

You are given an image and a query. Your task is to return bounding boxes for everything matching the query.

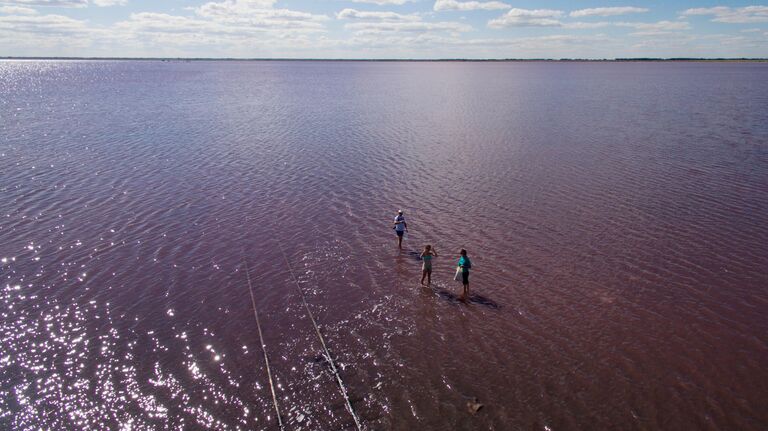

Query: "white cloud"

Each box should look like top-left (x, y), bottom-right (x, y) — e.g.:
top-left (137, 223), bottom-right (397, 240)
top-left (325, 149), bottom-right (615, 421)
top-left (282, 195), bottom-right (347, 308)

top-left (352, 0), bottom-right (410, 5)
top-left (109, 10), bottom-right (331, 56)
top-left (563, 21), bottom-right (613, 29)
top-left (0, 5), bottom-right (38, 14)
top-left (488, 8), bottom-right (563, 28)
top-left (612, 20), bottom-right (691, 37)
top-left (345, 20), bottom-right (471, 35)
top-left (1, 0), bottom-right (334, 58)
top-left (91, 0), bottom-right (126, 5)
top-left (619, 20), bottom-right (690, 32)
top-left (337, 8), bottom-right (420, 22)
top-left (561, 19), bottom-right (690, 32)
top-left (343, 32), bottom-right (614, 57)
top-left (1, 0), bottom-right (87, 6)
top-left (0, 0), bottom-right (123, 7)
top-left (682, 6), bottom-right (768, 23)
top-left (433, 0), bottom-right (510, 11)
top-left (339, 5), bottom-right (470, 36)
top-left (116, 12), bottom-right (216, 34)
top-left (570, 7), bottom-right (648, 18)
top-left (0, 12), bottom-right (92, 38)
top-left (192, 0), bottom-right (328, 29)
top-left (194, 0), bottom-right (275, 17)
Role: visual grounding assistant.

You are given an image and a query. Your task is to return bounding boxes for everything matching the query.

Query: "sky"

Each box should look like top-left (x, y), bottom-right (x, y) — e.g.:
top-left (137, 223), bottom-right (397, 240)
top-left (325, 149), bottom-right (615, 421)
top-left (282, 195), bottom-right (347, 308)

top-left (0, 0), bottom-right (767, 58)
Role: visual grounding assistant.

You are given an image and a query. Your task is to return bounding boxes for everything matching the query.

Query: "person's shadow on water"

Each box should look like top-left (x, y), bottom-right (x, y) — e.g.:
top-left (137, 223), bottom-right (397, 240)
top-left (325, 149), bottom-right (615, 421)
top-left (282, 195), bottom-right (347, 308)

top-left (424, 283), bottom-right (501, 310)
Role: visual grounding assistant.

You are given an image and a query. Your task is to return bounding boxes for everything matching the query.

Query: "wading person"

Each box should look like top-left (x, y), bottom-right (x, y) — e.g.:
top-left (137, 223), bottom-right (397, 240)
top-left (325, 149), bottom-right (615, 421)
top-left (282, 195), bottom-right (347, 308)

top-left (393, 210), bottom-right (407, 249)
top-left (420, 245), bottom-right (438, 286)
top-left (458, 249), bottom-right (472, 302)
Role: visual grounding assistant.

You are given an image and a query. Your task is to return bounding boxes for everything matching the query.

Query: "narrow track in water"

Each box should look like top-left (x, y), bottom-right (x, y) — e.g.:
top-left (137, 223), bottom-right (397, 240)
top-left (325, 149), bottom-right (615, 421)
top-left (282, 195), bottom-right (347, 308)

top-left (277, 242), bottom-right (363, 431)
top-left (243, 257), bottom-right (284, 430)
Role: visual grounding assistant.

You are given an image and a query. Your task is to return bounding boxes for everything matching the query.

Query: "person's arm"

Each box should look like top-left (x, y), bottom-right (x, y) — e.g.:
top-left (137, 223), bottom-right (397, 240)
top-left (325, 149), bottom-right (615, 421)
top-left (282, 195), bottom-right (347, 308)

top-left (433, 250), bottom-right (438, 257)
top-left (404, 221), bottom-right (408, 231)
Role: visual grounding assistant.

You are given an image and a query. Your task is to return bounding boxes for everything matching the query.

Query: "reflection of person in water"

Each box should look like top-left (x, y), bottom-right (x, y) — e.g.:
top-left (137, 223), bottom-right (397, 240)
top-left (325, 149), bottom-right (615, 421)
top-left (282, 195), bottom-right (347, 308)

top-left (393, 209), bottom-right (407, 249)
top-left (458, 249), bottom-right (471, 302)
top-left (420, 245), bottom-right (438, 286)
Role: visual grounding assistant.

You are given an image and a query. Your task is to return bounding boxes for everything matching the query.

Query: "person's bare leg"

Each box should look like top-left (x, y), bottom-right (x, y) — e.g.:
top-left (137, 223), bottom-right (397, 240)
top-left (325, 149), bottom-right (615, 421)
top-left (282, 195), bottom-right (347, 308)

top-left (398, 235), bottom-right (402, 249)
top-left (421, 270), bottom-right (427, 285)
top-left (461, 283), bottom-right (469, 302)
top-left (427, 270), bottom-right (432, 286)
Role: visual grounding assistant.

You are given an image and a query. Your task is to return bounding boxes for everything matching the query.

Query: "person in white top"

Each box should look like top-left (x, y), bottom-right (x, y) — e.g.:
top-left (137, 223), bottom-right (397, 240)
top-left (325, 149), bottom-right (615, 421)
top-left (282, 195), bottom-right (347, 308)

top-left (393, 209), bottom-right (408, 249)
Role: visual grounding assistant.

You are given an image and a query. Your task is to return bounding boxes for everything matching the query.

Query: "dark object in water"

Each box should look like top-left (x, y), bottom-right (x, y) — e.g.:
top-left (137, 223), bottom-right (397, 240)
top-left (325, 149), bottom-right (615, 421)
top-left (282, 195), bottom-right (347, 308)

top-left (466, 294), bottom-right (501, 309)
top-left (310, 354), bottom-right (328, 365)
top-left (428, 285), bottom-right (501, 309)
top-left (466, 397), bottom-right (483, 415)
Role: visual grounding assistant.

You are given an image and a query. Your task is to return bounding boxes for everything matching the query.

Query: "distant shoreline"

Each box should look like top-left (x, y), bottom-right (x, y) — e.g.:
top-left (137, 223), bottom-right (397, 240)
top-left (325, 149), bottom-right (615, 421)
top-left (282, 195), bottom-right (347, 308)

top-left (2, 57), bottom-right (767, 63)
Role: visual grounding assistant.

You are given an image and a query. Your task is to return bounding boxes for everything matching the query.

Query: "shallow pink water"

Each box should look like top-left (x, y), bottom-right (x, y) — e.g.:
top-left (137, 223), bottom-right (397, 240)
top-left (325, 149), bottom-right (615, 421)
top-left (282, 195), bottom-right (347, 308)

top-left (1, 60), bottom-right (767, 430)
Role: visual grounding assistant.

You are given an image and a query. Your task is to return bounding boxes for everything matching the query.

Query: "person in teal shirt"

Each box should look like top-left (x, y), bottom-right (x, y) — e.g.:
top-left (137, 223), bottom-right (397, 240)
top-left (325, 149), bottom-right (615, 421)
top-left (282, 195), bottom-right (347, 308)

top-left (458, 249), bottom-right (472, 302)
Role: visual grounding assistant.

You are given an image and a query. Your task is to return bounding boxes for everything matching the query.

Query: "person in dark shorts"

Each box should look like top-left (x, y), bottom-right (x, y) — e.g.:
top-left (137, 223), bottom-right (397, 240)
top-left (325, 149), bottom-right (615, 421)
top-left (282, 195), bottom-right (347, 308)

top-left (458, 249), bottom-right (472, 302)
top-left (393, 210), bottom-right (407, 249)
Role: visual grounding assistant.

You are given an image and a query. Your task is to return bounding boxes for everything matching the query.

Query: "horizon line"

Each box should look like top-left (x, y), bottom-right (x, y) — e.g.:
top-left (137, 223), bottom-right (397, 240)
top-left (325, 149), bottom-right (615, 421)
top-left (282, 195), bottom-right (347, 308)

top-left (2, 56), bottom-right (768, 62)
